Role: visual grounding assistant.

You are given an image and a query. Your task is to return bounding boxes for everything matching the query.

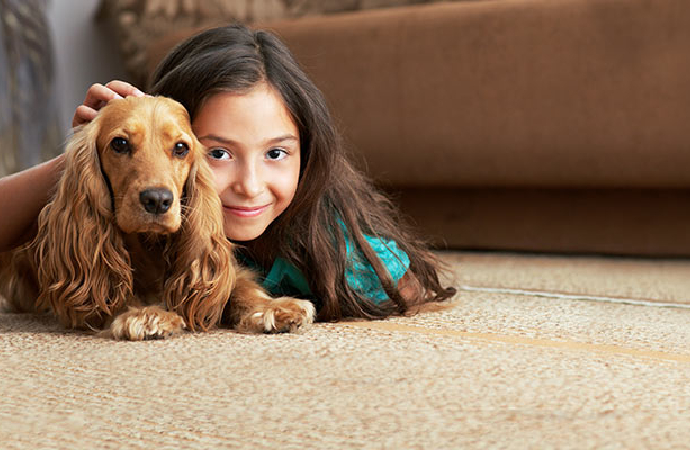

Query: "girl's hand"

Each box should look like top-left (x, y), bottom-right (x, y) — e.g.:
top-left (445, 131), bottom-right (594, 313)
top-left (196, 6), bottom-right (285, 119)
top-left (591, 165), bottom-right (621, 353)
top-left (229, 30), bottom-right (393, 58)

top-left (398, 270), bottom-right (426, 304)
top-left (72, 80), bottom-right (145, 127)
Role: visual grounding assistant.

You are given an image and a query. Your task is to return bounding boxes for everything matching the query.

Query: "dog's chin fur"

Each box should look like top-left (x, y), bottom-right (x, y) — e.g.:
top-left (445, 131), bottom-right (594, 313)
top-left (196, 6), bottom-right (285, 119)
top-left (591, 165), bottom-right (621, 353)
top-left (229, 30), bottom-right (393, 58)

top-left (117, 219), bottom-right (180, 236)
top-left (115, 196), bottom-right (183, 235)
top-left (0, 95), bottom-right (316, 340)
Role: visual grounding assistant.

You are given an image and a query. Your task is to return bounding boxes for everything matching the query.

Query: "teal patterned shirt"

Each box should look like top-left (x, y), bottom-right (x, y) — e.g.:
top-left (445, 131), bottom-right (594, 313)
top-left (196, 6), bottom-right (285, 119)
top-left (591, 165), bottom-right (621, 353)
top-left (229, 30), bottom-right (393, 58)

top-left (239, 233), bottom-right (410, 305)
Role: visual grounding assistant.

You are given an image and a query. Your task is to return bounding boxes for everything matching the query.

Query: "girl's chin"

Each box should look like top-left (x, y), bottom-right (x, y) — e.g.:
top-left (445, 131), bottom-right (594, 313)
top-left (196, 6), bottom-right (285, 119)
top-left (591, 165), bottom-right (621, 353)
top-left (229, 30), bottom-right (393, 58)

top-left (223, 224), bottom-right (267, 242)
top-left (226, 232), bottom-right (261, 242)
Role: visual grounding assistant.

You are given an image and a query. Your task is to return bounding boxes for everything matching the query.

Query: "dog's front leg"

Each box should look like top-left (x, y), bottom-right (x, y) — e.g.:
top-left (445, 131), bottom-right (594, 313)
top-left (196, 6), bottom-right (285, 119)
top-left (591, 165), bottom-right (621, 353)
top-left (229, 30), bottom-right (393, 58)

top-left (223, 268), bottom-right (315, 333)
top-left (105, 304), bottom-right (186, 341)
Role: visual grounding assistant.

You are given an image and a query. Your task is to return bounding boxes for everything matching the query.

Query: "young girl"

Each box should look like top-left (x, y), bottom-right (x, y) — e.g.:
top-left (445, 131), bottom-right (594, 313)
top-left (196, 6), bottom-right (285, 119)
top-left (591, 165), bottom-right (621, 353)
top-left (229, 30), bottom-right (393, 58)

top-left (6, 24), bottom-right (455, 321)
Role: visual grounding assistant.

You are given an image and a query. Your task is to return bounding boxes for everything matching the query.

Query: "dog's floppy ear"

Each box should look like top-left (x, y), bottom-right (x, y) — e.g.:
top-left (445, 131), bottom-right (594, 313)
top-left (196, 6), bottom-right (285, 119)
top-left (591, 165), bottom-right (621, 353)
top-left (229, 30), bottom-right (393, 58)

top-left (32, 119), bottom-right (133, 329)
top-left (164, 139), bottom-right (234, 332)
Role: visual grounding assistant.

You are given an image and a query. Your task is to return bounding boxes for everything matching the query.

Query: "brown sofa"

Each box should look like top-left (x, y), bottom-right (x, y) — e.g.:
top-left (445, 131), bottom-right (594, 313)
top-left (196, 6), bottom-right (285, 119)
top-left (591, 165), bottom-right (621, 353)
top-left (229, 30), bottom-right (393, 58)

top-left (140, 0), bottom-right (690, 256)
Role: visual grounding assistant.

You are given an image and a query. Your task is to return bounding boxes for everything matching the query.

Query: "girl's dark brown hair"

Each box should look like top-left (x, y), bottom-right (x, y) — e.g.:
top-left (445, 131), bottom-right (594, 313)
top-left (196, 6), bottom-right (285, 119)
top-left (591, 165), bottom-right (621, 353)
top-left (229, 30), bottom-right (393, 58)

top-left (150, 24), bottom-right (455, 321)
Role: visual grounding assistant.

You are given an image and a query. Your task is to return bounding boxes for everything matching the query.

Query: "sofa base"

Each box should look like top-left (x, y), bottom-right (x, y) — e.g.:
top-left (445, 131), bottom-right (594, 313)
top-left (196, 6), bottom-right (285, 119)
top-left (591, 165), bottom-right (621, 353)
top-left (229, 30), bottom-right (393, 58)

top-left (389, 188), bottom-right (690, 257)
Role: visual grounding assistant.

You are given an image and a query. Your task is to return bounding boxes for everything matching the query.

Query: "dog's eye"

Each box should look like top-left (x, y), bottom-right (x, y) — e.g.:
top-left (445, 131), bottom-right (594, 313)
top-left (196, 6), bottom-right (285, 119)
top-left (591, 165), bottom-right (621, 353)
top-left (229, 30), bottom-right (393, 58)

top-left (110, 137), bottom-right (130, 154)
top-left (173, 142), bottom-right (190, 158)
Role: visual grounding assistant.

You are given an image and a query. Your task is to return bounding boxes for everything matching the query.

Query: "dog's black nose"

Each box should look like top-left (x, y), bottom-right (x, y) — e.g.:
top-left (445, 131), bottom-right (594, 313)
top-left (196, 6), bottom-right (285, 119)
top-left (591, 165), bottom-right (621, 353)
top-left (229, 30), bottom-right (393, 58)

top-left (139, 188), bottom-right (174, 215)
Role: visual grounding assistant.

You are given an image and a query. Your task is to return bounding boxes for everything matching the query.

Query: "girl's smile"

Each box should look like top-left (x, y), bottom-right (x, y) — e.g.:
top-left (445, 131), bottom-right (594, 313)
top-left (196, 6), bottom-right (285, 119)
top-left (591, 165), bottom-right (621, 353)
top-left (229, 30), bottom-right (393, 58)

top-left (192, 82), bottom-right (301, 242)
top-left (223, 204), bottom-right (270, 217)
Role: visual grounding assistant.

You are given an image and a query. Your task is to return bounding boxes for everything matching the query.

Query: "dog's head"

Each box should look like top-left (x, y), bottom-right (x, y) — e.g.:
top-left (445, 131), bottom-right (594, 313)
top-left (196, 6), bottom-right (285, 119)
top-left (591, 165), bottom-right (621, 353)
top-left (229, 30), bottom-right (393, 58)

top-left (94, 96), bottom-right (198, 234)
top-left (34, 96), bottom-right (234, 331)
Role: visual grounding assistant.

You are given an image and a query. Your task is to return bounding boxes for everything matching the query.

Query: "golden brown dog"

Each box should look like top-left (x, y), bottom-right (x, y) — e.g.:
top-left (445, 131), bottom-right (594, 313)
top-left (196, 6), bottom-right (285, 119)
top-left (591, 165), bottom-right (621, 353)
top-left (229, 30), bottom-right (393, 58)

top-left (0, 96), bottom-right (314, 340)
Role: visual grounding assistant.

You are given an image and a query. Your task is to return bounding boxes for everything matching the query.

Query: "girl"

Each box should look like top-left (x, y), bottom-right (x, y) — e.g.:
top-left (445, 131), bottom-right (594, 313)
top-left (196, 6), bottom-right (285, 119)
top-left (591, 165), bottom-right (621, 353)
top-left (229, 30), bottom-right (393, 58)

top-left (7, 24), bottom-right (455, 321)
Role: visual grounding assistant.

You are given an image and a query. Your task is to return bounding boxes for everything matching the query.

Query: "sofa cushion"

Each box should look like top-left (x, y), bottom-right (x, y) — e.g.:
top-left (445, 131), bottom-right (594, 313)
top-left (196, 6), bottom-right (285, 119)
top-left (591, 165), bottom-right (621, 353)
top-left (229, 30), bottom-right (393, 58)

top-left (147, 0), bottom-right (690, 189)
top-left (260, 0), bottom-right (690, 188)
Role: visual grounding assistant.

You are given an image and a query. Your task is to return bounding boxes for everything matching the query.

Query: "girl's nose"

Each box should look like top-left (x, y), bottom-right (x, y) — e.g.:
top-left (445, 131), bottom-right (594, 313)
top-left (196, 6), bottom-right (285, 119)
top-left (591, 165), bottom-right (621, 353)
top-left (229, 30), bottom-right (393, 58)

top-left (232, 159), bottom-right (264, 197)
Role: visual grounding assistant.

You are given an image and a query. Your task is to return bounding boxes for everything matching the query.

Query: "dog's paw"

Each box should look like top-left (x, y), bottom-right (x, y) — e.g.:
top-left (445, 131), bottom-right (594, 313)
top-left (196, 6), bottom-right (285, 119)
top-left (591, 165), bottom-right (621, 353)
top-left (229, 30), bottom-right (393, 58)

top-left (109, 305), bottom-right (185, 341)
top-left (236, 297), bottom-right (315, 334)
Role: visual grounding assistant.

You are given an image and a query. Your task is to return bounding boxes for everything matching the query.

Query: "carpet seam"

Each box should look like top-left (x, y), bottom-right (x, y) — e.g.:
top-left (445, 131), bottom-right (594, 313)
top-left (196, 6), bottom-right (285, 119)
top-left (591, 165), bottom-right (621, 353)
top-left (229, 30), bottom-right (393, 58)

top-left (459, 285), bottom-right (690, 309)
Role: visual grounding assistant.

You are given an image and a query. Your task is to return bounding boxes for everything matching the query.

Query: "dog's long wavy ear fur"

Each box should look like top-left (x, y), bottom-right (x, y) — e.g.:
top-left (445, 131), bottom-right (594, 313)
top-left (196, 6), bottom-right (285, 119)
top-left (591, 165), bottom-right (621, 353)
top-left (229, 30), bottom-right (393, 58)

top-left (164, 147), bottom-right (235, 332)
top-left (33, 120), bottom-right (133, 329)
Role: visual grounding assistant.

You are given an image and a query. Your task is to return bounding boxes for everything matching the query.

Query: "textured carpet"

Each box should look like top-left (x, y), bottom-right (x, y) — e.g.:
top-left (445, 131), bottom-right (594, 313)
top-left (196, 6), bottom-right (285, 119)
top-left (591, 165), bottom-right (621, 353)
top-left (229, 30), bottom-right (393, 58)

top-left (3, 252), bottom-right (690, 449)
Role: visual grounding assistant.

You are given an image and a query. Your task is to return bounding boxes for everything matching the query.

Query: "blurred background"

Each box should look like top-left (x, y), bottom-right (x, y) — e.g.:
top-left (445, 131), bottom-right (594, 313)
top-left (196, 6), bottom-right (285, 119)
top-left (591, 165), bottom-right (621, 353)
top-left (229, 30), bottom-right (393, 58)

top-left (0, 0), bottom-right (435, 176)
top-left (3, 0), bottom-right (690, 256)
top-left (0, 0), bottom-right (127, 176)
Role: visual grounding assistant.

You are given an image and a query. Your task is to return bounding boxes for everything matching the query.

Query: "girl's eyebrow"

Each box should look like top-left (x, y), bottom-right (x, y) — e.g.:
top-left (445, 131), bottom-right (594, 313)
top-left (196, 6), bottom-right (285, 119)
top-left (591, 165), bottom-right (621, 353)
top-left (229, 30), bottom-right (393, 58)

top-left (198, 134), bottom-right (298, 146)
top-left (267, 135), bottom-right (299, 145)
top-left (197, 134), bottom-right (235, 145)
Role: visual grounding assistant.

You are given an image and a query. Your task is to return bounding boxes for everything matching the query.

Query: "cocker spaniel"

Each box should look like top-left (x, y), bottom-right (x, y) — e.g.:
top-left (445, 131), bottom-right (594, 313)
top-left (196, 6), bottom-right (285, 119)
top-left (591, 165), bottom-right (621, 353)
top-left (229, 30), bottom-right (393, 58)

top-left (0, 96), bottom-right (314, 340)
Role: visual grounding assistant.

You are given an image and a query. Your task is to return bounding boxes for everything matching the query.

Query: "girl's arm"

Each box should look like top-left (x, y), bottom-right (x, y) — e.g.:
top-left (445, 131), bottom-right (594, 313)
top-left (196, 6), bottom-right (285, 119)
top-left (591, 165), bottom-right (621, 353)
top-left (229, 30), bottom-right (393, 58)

top-left (0, 154), bottom-right (65, 251)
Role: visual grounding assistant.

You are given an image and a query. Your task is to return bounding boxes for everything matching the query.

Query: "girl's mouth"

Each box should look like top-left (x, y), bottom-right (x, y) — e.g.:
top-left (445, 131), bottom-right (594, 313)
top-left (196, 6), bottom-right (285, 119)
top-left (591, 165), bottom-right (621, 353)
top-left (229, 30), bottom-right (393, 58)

top-left (223, 204), bottom-right (269, 218)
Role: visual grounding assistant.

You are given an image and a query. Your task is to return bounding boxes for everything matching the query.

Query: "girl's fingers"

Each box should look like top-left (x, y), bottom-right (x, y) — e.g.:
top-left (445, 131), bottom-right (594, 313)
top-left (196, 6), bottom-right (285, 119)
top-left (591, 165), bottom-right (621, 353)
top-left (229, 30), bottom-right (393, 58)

top-left (73, 80), bottom-right (145, 127)
top-left (82, 82), bottom-right (121, 109)
top-left (72, 105), bottom-right (98, 127)
top-left (104, 80), bottom-right (145, 99)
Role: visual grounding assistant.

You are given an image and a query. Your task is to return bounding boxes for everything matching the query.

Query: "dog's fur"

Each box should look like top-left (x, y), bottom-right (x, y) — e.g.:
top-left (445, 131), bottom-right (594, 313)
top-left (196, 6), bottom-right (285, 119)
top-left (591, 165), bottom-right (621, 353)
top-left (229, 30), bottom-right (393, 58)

top-left (0, 96), bottom-right (314, 340)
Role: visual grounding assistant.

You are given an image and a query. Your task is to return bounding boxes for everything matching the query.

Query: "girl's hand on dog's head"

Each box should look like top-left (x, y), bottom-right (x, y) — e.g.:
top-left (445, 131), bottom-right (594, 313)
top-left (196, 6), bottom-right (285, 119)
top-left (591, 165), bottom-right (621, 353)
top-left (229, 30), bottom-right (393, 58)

top-left (72, 80), bottom-right (146, 127)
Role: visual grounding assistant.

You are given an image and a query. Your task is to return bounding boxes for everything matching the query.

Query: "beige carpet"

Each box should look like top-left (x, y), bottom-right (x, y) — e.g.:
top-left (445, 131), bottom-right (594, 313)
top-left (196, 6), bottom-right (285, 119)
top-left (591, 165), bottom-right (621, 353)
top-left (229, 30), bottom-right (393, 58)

top-left (3, 252), bottom-right (690, 449)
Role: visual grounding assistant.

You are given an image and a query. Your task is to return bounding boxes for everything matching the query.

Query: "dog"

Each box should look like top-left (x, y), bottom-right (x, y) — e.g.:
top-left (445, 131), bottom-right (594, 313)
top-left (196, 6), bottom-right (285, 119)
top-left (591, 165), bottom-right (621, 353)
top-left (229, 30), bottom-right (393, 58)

top-left (0, 96), bottom-right (314, 340)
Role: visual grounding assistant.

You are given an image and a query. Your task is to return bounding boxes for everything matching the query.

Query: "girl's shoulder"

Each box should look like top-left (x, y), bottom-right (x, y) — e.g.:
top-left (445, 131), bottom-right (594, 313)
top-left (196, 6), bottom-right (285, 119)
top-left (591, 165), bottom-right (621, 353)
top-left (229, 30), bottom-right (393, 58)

top-left (341, 225), bottom-right (410, 302)
top-left (237, 252), bottom-right (312, 298)
top-left (239, 223), bottom-right (411, 304)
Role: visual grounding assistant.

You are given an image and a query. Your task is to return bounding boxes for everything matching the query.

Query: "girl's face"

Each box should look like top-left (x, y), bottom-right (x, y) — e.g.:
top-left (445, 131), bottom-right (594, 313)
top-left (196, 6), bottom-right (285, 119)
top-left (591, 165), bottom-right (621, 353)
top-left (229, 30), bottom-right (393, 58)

top-left (192, 82), bottom-right (301, 241)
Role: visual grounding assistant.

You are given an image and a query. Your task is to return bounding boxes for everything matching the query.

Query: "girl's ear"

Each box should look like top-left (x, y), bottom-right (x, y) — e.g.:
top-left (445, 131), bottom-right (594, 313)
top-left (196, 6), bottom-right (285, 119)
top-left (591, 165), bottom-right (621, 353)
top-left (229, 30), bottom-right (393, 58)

top-left (164, 141), bottom-right (234, 331)
top-left (33, 121), bottom-right (133, 329)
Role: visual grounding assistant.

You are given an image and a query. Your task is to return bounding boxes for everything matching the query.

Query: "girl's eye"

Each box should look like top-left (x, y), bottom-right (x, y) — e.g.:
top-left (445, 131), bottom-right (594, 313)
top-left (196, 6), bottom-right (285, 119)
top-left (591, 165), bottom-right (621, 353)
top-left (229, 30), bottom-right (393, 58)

top-left (208, 149), bottom-right (231, 161)
top-left (266, 148), bottom-right (287, 161)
